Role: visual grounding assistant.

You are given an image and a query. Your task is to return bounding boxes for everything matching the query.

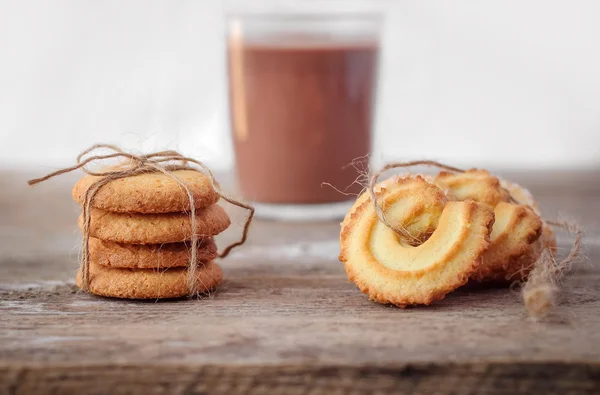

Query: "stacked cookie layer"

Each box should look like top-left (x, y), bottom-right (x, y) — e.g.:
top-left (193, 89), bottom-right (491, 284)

top-left (72, 170), bottom-right (230, 299)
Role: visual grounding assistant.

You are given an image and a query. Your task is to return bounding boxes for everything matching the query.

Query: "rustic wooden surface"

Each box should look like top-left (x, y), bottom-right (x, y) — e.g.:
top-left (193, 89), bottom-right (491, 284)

top-left (1, 169), bottom-right (599, 394)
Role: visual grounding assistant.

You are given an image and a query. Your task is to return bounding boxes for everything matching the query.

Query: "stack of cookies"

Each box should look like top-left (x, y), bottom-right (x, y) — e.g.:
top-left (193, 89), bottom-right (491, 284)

top-left (72, 170), bottom-right (231, 299)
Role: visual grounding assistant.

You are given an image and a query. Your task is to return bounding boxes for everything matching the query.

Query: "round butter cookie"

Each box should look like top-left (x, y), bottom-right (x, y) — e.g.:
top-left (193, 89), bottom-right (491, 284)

top-left (73, 169), bottom-right (219, 213)
top-left (80, 205), bottom-right (230, 244)
top-left (76, 261), bottom-right (223, 299)
top-left (89, 237), bottom-right (218, 269)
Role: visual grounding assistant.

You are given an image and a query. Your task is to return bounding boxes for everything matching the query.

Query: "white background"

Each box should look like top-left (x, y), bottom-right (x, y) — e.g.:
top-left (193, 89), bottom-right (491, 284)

top-left (1, 0), bottom-right (599, 171)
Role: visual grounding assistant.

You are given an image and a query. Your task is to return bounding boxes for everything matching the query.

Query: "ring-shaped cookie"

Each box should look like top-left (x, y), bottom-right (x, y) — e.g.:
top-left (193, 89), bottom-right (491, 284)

top-left (434, 170), bottom-right (545, 283)
top-left (340, 176), bottom-right (494, 306)
top-left (495, 179), bottom-right (557, 282)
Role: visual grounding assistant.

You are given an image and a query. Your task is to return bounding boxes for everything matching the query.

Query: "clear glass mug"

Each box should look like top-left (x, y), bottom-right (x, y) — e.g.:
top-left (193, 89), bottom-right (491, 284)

top-left (226, 11), bottom-right (382, 220)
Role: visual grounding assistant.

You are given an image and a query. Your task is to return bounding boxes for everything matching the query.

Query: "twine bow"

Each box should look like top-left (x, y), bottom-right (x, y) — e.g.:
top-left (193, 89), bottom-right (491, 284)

top-left (367, 160), bottom-right (583, 319)
top-left (28, 144), bottom-right (254, 296)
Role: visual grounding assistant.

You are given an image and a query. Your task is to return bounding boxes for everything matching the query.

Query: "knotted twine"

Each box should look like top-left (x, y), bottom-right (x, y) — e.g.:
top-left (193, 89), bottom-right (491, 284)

top-left (367, 160), bottom-right (583, 319)
top-left (28, 144), bottom-right (255, 297)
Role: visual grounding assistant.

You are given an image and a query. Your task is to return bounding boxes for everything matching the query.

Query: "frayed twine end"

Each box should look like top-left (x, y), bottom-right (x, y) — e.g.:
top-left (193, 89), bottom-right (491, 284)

top-left (521, 220), bottom-right (583, 320)
top-left (523, 283), bottom-right (558, 320)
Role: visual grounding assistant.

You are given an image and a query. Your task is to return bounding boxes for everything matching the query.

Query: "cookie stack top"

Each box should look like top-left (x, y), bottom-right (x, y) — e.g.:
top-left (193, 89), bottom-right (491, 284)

top-left (73, 169), bottom-right (219, 213)
top-left (72, 170), bottom-right (231, 244)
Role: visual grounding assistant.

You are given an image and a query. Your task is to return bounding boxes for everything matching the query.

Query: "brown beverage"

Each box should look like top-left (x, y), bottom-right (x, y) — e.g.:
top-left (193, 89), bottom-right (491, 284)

top-left (228, 40), bottom-right (378, 204)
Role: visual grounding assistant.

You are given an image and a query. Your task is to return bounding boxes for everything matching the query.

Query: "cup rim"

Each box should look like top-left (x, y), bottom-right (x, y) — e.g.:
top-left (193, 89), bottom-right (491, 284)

top-left (225, 12), bottom-right (384, 22)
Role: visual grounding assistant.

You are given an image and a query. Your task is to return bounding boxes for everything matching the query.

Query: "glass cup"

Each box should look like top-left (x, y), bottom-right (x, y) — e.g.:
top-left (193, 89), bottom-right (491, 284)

top-left (226, 11), bottom-right (382, 220)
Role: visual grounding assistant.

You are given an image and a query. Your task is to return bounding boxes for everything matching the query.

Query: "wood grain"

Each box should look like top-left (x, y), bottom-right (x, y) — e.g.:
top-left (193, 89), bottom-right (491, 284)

top-left (1, 170), bottom-right (599, 394)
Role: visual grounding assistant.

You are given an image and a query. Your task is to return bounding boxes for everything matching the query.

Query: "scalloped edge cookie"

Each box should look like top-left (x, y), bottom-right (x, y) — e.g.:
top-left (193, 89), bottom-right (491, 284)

top-left (435, 171), bottom-right (544, 283)
top-left (340, 176), bottom-right (494, 307)
top-left (435, 169), bottom-right (510, 208)
top-left (470, 202), bottom-right (542, 283)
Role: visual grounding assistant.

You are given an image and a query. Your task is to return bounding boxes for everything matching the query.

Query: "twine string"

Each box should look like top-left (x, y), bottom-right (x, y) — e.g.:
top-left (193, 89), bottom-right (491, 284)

top-left (28, 144), bottom-right (254, 296)
top-left (545, 220), bottom-right (583, 273)
top-left (367, 160), bottom-right (466, 239)
top-left (521, 220), bottom-right (584, 319)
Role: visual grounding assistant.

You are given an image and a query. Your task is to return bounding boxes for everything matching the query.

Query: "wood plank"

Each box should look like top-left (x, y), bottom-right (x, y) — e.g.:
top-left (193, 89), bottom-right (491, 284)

top-left (1, 170), bottom-right (599, 394)
top-left (1, 363), bottom-right (599, 395)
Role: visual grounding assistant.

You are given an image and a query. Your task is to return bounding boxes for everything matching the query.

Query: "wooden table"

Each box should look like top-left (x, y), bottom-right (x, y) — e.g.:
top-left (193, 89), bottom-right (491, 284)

top-left (1, 170), bottom-right (599, 394)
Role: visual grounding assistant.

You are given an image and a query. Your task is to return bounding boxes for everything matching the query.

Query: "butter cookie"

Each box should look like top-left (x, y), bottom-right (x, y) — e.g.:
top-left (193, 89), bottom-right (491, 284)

top-left (89, 237), bottom-right (218, 269)
top-left (80, 205), bottom-right (230, 244)
top-left (73, 169), bottom-right (219, 213)
top-left (76, 260), bottom-right (223, 299)
top-left (489, 179), bottom-right (557, 283)
top-left (435, 169), bottom-right (511, 208)
top-left (340, 176), bottom-right (494, 306)
top-left (434, 171), bottom-right (544, 283)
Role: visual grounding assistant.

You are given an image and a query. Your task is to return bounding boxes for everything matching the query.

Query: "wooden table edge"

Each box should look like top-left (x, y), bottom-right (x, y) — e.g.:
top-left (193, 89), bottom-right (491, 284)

top-left (1, 360), bottom-right (599, 394)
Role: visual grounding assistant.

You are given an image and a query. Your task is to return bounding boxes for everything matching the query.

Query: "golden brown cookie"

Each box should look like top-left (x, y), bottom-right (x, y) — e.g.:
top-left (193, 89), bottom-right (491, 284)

top-left (470, 177), bottom-right (555, 284)
top-left (89, 237), bottom-right (218, 269)
top-left (469, 202), bottom-right (542, 283)
top-left (80, 205), bottom-right (230, 244)
top-left (479, 223), bottom-right (556, 283)
top-left (372, 176), bottom-right (449, 245)
top-left (73, 169), bottom-right (219, 213)
top-left (492, 179), bottom-right (556, 282)
top-left (434, 171), bottom-right (544, 283)
top-left (500, 178), bottom-right (540, 214)
top-left (340, 176), bottom-right (494, 307)
top-left (435, 169), bottom-right (511, 208)
top-left (76, 260), bottom-right (223, 299)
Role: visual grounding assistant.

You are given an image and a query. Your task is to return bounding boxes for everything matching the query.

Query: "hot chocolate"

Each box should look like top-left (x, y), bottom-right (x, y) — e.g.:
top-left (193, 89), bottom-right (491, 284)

top-left (228, 40), bottom-right (378, 204)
